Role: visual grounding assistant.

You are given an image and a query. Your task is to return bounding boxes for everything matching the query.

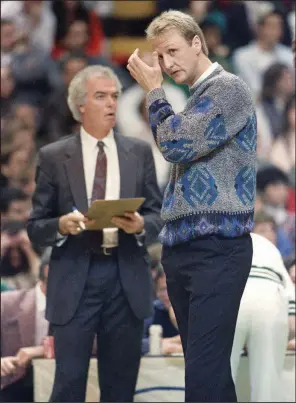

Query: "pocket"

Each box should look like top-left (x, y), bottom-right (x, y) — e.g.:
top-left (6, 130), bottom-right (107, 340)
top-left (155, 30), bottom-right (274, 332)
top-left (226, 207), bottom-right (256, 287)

top-left (210, 235), bottom-right (248, 257)
top-left (210, 235), bottom-right (223, 249)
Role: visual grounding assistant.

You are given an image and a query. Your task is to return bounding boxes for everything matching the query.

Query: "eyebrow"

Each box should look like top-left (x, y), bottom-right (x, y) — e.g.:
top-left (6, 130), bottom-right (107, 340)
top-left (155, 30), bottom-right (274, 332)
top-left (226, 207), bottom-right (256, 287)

top-left (93, 91), bottom-right (119, 96)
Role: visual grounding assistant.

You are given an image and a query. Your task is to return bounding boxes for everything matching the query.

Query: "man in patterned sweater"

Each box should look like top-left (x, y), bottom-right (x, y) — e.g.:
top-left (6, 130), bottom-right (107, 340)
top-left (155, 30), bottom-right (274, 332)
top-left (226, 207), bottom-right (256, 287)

top-left (128, 10), bottom-right (257, 403)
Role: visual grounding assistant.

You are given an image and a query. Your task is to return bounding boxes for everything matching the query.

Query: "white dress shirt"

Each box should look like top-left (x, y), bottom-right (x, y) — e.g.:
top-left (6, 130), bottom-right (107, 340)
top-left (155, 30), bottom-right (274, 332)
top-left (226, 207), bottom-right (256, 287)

top-left (191, 62), bottom-right (219, 89)
top-left (81, 127), bottom-right (120, 247)
top-left (35, 282), bottom-right (49, 346)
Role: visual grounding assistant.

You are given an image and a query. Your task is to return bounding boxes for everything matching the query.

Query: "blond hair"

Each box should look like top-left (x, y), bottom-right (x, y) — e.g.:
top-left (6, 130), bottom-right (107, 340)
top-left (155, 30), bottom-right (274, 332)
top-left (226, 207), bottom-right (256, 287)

top-left (67, 65), bottom-right (122, 122)
top-left (145, 10), bottom-right (208, 56)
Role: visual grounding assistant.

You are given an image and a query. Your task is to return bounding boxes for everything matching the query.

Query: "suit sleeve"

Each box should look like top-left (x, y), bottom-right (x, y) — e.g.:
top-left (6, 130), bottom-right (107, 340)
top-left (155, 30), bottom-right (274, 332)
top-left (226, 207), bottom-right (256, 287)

top-left (139, 144), bottom-right (163, 246)
top-left (27, 149), bottom-right (61, 247)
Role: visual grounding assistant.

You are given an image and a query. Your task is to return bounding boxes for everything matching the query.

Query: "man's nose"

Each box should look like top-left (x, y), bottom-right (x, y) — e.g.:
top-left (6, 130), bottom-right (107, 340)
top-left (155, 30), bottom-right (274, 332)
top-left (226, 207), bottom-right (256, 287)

top-left (162, 55), bottom-right (174, 71)
top-left (106, 96), bottom-right (116, 107)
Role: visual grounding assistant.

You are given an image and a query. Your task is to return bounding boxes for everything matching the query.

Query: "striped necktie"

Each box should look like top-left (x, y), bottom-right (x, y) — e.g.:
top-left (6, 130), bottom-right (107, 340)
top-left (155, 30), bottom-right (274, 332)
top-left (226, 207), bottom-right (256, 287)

top-left (88, 141), bottom-right (106, 252)
top-left (91, 141), bottom-right (107, 202)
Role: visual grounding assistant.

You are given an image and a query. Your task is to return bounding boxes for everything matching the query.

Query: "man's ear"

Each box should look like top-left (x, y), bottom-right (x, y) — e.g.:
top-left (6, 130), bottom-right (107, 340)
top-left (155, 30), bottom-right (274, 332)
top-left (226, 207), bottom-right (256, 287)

top-left (192, 35), bottom-right (202, 54)
top-left (79, 105), bottom-right (85, 114)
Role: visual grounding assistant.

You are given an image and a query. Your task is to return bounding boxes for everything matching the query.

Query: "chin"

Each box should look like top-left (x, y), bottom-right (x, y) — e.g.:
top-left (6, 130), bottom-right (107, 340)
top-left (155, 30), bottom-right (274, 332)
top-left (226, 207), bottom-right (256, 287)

top-left (171, 72), bottom-right (186, 85)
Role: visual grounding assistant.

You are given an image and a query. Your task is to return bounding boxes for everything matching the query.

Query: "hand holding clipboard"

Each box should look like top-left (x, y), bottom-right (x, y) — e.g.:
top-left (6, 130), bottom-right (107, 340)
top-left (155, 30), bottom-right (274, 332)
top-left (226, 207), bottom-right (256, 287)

top-left (84, 198), bottom-right (145, 230)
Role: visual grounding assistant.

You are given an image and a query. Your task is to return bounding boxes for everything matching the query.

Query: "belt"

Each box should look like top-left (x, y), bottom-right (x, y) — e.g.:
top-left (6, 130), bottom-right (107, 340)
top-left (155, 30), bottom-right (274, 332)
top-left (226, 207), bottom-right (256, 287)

top-left (86, 230), bottom-right (117, 255)
top-left (94, 246), bottom-right (118, 256)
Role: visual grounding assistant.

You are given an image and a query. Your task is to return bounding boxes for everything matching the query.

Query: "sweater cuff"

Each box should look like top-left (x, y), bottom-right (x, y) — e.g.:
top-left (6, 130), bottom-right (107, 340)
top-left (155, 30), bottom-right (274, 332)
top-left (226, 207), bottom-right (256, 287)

top-left (146, 88), bottom-right (167, 108)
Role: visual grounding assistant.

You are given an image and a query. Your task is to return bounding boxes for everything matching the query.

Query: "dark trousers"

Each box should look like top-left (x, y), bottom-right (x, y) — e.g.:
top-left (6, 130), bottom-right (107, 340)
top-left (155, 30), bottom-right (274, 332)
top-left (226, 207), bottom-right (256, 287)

top-left (0, 368), bottom-right (33, 402)
top-left (161, 234), bottom-right (252, 402)
top-left (50, 252), bottom-right (143, 402)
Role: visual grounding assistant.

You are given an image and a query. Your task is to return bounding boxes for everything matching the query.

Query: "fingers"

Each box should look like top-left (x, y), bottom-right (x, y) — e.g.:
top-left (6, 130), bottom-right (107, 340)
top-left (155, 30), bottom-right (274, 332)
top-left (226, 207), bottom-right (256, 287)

top-left (84, 219), bottom-right (96, 228)
top-left (16, 351), bottom-right (28, 368)
top-left (68, 225), bottom-right (83, 235)
top-left (66, 212), bottom-right (87, 235)
top-left (123, 212), bottom-right (137, 221)
top-left (111, 217), bottom-right (134, 233)
top-left (127, 48), bottom-right (148, 72)
top-left (126, 63), bottom-right (138, 79)
top-left (127, 48), bottom-right (140, 64)
top-left (69, 212), bottom-right (86, 222)
top-left (1, 357), bottom-right (19, 376)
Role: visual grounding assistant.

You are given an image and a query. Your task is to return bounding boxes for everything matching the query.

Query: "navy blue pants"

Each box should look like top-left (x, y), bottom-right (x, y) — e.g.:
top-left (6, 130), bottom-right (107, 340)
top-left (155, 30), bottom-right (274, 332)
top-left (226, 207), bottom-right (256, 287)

top-left (162, 234), bottom-right (252, 402)
top-left (50, 253), bottom-right (143, 402)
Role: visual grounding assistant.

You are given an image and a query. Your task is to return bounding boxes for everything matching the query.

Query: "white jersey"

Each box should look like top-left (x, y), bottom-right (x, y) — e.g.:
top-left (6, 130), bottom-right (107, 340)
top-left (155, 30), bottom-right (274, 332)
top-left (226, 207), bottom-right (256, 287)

top-left (250, 233), bottom-right (295, 316)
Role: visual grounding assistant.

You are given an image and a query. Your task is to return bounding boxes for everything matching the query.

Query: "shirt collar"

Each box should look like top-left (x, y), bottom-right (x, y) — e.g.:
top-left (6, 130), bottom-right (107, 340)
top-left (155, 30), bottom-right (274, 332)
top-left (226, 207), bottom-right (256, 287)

top-left (190, 62), bottom-right (219, 89)
top-left (35, 282), bottom-right (46, 313)
top-left (80, 126), bottom-right (114, 150)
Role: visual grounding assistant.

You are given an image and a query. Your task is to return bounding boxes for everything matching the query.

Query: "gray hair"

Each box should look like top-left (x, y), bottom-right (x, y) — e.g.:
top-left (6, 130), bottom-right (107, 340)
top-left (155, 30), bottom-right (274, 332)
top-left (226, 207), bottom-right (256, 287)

top-left (67, 65), bottom-right (122, 122)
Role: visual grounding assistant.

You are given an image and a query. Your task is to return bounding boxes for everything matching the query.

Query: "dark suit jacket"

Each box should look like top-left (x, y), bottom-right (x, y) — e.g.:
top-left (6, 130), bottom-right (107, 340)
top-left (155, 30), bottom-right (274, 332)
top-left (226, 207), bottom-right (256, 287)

top-left (1, 289), bottom-right (36, 389)
top-left (27, 132), bottom-right (163, 325)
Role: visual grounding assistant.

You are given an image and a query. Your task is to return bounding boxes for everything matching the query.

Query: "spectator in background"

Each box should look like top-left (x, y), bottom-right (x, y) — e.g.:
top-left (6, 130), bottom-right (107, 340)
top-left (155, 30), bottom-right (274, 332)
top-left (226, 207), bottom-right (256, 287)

top-left (0, 223), bottom-right (40, 291)
top-left (17, 160), bottom-right (37, 197)
top-left (0, 0), bottom-right (56, 54)
top-left (0, 187), bottom-right (31, 222)
top-left (253, 211), bottom-right (278, 245)
top-left (43, 51), bottom-right (88, 144)
top-left (52, 19), bottom-right (90, 59)
top-left (287, 6), bottom-right (295, 40)
top-left (256, 63), bottom-right (294, 159)
top-left (0, 19), bottom-right (18, 68)
top-left (270, 92), bottom-right (295, 175)
top-left (51, 0), bottom-right (104, 59)
top-left (232, 10), bottom-right (293, 98)
top-left (0, 249), bottom-right (50, 402)
top-left (213, 0), bottom-right (254, 51)
top-left (156, 0), bottom-right (190, 13)
top-left (1, 120), bottom-right (36, 155)
top-left (231, 232), bottom-right (295, 402)
top-left (253, 210), bottom-right (293, 262)
top-left (51, 19), bottom-right (133, 90)
top-left (101, 0), bottom-right (158, 66)
top-left (256, 165), bottom-right (295, 248)
top-left (9, 32), bottom-right (61, 109)
top-left (142, 266), bottom-right (182, 356)
top-left (200, 19), bottom-right (233, 72)
top-left (0, 148), bottom-right (31, 191)
top-left (186, 0), bottom-right (213, 23)
top-left (0, 279), bottom-right (14, 293)
top-left (254, 194), bottom-right (294, 261)
top-left (1, 66), bottom-right (16, 126)
top-left (0, 186), bottom-right (39, 291)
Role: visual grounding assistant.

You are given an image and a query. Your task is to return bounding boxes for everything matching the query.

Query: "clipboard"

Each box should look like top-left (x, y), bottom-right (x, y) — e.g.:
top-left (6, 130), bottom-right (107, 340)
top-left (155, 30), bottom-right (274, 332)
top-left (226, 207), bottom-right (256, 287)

top-left (85, 198), bottom-right (145, 230)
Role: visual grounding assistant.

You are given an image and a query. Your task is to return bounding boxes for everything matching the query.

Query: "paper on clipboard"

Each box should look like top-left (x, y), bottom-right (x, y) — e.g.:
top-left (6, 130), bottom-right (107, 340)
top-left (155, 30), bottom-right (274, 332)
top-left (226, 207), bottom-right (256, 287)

top-left (85, 198), bottom-right (145, 230)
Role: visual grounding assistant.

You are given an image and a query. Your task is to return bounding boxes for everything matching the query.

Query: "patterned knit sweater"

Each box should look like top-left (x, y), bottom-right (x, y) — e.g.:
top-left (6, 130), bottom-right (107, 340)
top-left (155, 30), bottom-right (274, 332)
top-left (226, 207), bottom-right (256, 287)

top-left (146, 64), bottom-right (257, 246)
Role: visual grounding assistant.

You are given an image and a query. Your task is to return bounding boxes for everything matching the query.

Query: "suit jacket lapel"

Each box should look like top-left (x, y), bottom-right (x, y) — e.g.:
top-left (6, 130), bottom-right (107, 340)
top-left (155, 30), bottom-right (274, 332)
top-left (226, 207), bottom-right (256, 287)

top-left (64, 134), bottom-right (88, 214)
top-left (18, 288), bottom-right (36, 348)
top-left (115, 133), bottom-right (137, 198)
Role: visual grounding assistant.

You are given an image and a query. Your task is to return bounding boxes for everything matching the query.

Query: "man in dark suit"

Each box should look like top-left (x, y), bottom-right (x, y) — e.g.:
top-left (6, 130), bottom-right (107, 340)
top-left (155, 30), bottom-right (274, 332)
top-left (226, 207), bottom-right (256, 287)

top-left (27, 65), bottom-right (163, 402)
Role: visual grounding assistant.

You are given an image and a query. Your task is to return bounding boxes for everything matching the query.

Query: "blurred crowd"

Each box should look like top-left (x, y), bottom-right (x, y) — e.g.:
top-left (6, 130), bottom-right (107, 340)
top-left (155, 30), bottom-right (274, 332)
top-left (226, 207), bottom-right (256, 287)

top-left (0, 0), bottom-right (295, 400)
